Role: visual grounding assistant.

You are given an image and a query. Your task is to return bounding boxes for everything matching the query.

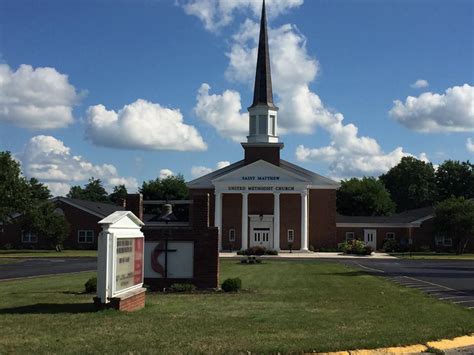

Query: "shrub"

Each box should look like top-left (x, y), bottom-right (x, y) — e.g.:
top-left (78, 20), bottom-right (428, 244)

top-left (382, 239), bottom-right (399, 253)
top-left (240, 256), bottom-right (262, 264)
top-left (419, 245), bottom-right (432, 253)
top-left (168, 283), bottom-right (196, 293)
top-left (84, 277), bottom-right (97, 293)
top-left (264, 249), bottom-right (278, 255)
top-left (221, 278), bottom-right (242, 292)
top-left (339, 240), bottom-right (373, 255)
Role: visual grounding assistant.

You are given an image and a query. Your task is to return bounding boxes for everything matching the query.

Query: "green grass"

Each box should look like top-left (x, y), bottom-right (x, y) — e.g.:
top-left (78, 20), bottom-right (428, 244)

top-left (392, 252), bottom-right (474, 260)
top-left (0, 260), bottom-right (473, 353)
top-left (0, 258), bottom-right (21, 265)
top-left (0, 250), bottom-right (97, 258)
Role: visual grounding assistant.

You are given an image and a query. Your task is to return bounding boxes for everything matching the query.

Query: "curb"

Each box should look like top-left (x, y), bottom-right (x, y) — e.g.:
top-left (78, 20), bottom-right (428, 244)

top-left (316, 334), bottom-right (474, 354)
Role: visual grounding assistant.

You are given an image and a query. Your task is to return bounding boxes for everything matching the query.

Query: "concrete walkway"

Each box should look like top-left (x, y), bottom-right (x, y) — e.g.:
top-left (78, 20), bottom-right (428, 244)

top-left (219, 251), bottom-right (397, 259)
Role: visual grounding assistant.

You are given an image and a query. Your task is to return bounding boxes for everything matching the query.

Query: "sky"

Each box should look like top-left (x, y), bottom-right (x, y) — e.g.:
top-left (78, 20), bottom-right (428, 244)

top-left (0, 0), bottom-right (473, 196)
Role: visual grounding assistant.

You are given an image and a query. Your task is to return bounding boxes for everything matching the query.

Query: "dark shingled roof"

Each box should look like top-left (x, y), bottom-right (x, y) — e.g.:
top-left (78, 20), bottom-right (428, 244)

top-left (336, 206), bottom-right (434, 225)
top-left (56, 197), bottom-right (124, 217)
top-left (249, 0), bottom-right (277, 110)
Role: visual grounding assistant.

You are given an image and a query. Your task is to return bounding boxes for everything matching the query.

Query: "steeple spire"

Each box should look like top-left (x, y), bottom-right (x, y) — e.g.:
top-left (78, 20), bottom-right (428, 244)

top-left (249, 0), bottom-right (276, 109)
top-left (246, 0), bottom-right (279, 144)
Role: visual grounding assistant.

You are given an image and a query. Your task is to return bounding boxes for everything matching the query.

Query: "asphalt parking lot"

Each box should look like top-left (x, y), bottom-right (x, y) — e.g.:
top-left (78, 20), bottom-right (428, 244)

top-left (0, 258), bottom-right (96, 281)
top-left (337, 258), bottom-right (474, 309)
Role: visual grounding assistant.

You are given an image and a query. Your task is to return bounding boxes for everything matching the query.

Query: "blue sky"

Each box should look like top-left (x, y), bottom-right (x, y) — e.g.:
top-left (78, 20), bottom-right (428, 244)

top-left (0, 0), bottom-right (473, 196)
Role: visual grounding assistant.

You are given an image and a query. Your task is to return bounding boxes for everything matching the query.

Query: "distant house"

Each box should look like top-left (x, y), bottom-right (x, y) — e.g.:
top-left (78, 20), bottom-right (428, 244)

top-left (0, 197), bottom-right (126, 250)
top-left (336, 206), bottom-right (441, 251)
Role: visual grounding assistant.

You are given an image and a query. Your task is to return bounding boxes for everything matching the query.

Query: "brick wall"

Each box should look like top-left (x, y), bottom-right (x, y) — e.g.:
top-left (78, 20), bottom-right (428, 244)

top-left (248, 193), bottom-right (273, 215)
top-left (244, 146), bottom-right (280, 166)
top-left (222, 194), bottom-right (242, 251)
top-left (279, 194), bottom-right (301, 250)
top-left (336, 227), bottom-right (410, 250)
top-left (309, 189), bottom-right (337, 249)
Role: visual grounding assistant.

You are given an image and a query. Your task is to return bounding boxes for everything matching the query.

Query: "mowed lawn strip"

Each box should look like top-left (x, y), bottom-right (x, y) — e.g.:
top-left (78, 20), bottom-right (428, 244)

top-left (0, 250), bottom-right (97, 258)
top-left (0, 260), bottom-right (473, 353)
top-left (392, 253), bottom-right (474, 260)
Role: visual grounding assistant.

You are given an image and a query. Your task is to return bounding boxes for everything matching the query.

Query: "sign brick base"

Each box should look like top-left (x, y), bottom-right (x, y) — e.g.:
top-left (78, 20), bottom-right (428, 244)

top-left (93, 287), bottom-right (146, 312)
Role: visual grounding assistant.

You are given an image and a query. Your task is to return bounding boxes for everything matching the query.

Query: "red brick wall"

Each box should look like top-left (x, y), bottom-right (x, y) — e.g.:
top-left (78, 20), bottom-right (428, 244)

top-left (244, 146), bottom-right (280, 166)
top-left (248, 193), bottom-right (273, 215)
top-left (336, 227), bottom-right (410, 250)
top-left (279, 194), bottom-right (301, 250)
top-left (221, 194), bottom-right (242, 251)
top-left (190, 189), bottom-right (215, 227)
top-left (309, 189), bottom-right (337, 250)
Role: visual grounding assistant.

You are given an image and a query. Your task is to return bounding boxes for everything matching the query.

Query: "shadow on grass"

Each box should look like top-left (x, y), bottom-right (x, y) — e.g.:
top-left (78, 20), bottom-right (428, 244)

top-left (0, 302), bottom-right (96, 314)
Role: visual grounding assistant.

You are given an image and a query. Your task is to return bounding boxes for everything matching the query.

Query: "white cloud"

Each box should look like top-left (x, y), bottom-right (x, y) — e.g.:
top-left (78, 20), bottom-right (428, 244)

top-left (410, 79), bottom-right (429, 89)
top-left (20, 135), bottom-right (138, 196)
top-left (45, 182), bottom-right (71, 197)
top-left (86, 99), bottom-right (207, 151)
top-left (467, 138), bottom-right (474, 154)
top-left (0, 64), bottom-right (82, 129)
top-left (181, 0), bottom-right (303, 32)
top-left (390, 84), bottom-right (474, 133)
top-left (194, 84), bottom-right (248, 142)
top-left (159, 169), bottom-right (175, 179)
top-left (191, 160), bottom-right (230, 178)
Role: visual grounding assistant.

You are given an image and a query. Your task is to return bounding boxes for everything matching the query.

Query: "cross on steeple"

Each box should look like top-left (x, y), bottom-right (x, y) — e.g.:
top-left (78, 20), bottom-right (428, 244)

top-left (247, 0), bottom-right (279, 144)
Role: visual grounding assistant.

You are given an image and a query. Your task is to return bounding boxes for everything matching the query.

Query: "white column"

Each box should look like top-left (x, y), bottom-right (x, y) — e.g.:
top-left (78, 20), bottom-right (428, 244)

top-left (215, 191), bottom-right (223, 251)
top-left (300, 191), bottom-right (308, 251)
top-left (273, 193), bottom-right (280, 251)
top-left (241, 193), bottom-right (248, 251)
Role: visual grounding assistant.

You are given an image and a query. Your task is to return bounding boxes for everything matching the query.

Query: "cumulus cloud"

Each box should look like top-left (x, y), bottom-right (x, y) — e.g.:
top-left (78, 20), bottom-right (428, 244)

top-left (467, 138), bottom-right (474, 154)
top-left (181, 0), bottom-right (303, 32)
top-left (0, 64), bottom-right (82, 129)
top-left (19, 135), bottom-right (138, 196)
top-left (85, 99), bottom-right (207, 151)
top-left (159, 169), bottom-right (175, 179)
top-left (191, 161), bottom-right (230, 178)
top-left (410, 79), bottom-right (429, 89)
top-left (390, 84), bottom-right (474, 133)
top-left (194, 84), bottom-right (248, 142)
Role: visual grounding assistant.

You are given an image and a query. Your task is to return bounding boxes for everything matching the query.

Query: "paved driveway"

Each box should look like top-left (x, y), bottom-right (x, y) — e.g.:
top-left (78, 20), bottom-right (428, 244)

top-left (0, 258), bottom-right (96, 281)
top-left (336, 258), bottom-right (474, 309)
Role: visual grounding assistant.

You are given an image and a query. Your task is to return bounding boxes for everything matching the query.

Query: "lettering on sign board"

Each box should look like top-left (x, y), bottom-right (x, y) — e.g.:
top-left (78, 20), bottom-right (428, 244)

top-left (242, 176), bottom-right (280, 181)
top-left (228, 186), bottom-right (296, 191)
top-left (115, 238), bottom-right (144, 293)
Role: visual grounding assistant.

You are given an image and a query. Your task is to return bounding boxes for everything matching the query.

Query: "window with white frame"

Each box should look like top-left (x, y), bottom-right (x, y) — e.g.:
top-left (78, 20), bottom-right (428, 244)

top-left (229, 229), bottom-right (236, 242)
top-left (435, 236), bottom-right (452, 247)
top-left (345, 232), bottom-right (355, 241)
top-left (78, 230), bottom-right (94, 244)
top-left (287, 229), bottom-right (295, 243)
top-left (386, 232), bottom-right (395, 240)
top-left (21, 231), bottom-right (38, 243)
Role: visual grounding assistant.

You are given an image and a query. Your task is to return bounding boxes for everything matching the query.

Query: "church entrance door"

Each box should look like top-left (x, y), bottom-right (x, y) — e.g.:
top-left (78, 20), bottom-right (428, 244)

top-left (249, 215), bottom-right (273, 250)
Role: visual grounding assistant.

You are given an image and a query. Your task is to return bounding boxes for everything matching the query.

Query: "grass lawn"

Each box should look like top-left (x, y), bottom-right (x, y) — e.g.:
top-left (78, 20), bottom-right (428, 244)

top-left (0, 250), bottom-right (97, 258)
top-left (0, 260), bottom-right (473, 353)
top-left (392, 253), bottom-right (474, 260)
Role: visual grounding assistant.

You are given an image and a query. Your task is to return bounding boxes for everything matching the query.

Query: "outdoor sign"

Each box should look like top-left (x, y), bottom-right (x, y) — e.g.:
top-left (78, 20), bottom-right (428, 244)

top-left (97, 211), bottom-right (145, 304)
top-left (144, 241), bottom-right (194, 279)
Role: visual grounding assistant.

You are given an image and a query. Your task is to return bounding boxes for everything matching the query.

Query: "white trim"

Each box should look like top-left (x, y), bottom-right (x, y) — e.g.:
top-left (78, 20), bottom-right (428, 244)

top-left (78, 230), bottom-right (95, 244)
top-left (308, 185), bottom-right (339, 190)
top-left (336, 222), bottom-right (421, 228)
top-left (229, 228), bottom-right (236, 242)
top-left (386, 232), bottom-right (396, 240)
top-left (345, 231), bottom-right (355, 241)
top-left (287, 229), bottom-right (295, 243)
top-left (410, 215), bottom-right (434, 224)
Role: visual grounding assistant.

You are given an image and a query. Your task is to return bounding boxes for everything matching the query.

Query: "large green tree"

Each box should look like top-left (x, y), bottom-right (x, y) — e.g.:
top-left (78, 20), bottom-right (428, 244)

top-left (67, 177), bottom-right (109, 202)
top-left (109, 184), bottom-right (128, 205)
top-left (435, 160), bottom-right (474, 201)
top-left (337, 177), bottom-right (395, 216)
top-left (140, 174), bottom-right (188, 200)
top-left (434, 197), bottom-right (474, 254)
top-left (380, 157), bottom-right (437, 212)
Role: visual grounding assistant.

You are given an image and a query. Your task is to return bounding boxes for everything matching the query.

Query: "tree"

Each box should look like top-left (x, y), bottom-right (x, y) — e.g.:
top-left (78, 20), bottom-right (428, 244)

top-left (140, 174), bottom-right (188, 200)
top-left (434, 197), bottom-right (474, 254)
top-left (67, 177), bottom-right (109, 202)
top-left (28, 177), bottom-right (51, 201)
top-left (109, 184), bottom-right (128, 205)
top-left (0, 151), bottom-right (31, 224)
top-left (436, 160), bottom-right (474, 201)
top-left (337, 177), bottom-right (396, 216)
top-left (380, 157), bottom-right (437, 212)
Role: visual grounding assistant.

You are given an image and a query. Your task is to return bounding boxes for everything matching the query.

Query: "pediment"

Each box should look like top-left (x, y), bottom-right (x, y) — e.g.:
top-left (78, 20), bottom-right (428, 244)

top-left (212, 160), bottom-right (310, 185)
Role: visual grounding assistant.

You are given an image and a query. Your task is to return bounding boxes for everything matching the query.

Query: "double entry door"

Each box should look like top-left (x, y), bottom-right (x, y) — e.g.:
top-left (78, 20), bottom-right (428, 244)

top-left (249, 215), bottom-right (273, 249)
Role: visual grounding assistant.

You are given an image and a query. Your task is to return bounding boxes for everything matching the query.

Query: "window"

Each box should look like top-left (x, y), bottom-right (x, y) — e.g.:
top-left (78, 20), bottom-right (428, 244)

top-left (435, 236), bottom-right (452, 247)
top-left (229, 229), bottom-right (236, 242)
top-left (21, 231), bottom-right (38, 243)
top-left (270, 115), bottom-right (276, 135)
top-left (287, 229), bottom-right (295, 243)
top-left (250, 115), bottom-right (257, 135)
top-left (78, 230), bottom-right (94, 244)
top-left (345, 232), bottom-right (355, 241)
top-left (258, 115), bottom-right (267, 134)
top-left (386, 232), bottom-right (395, 240)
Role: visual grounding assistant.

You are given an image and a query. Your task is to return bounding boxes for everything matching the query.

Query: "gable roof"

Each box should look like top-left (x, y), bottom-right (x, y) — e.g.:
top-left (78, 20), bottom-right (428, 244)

top-left (54, 197), bottom-right (124, 218)
top-left (336, 206), bottom-right (434, 226)
top-left (187, 159), bottom-right (338, 189)
top-left (98, 211), bottom-right (144, 226)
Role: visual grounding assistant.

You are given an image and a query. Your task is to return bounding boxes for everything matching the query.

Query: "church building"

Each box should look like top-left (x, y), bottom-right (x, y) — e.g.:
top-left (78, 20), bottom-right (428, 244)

top-left (187, 1), bottom-right (339, 251)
